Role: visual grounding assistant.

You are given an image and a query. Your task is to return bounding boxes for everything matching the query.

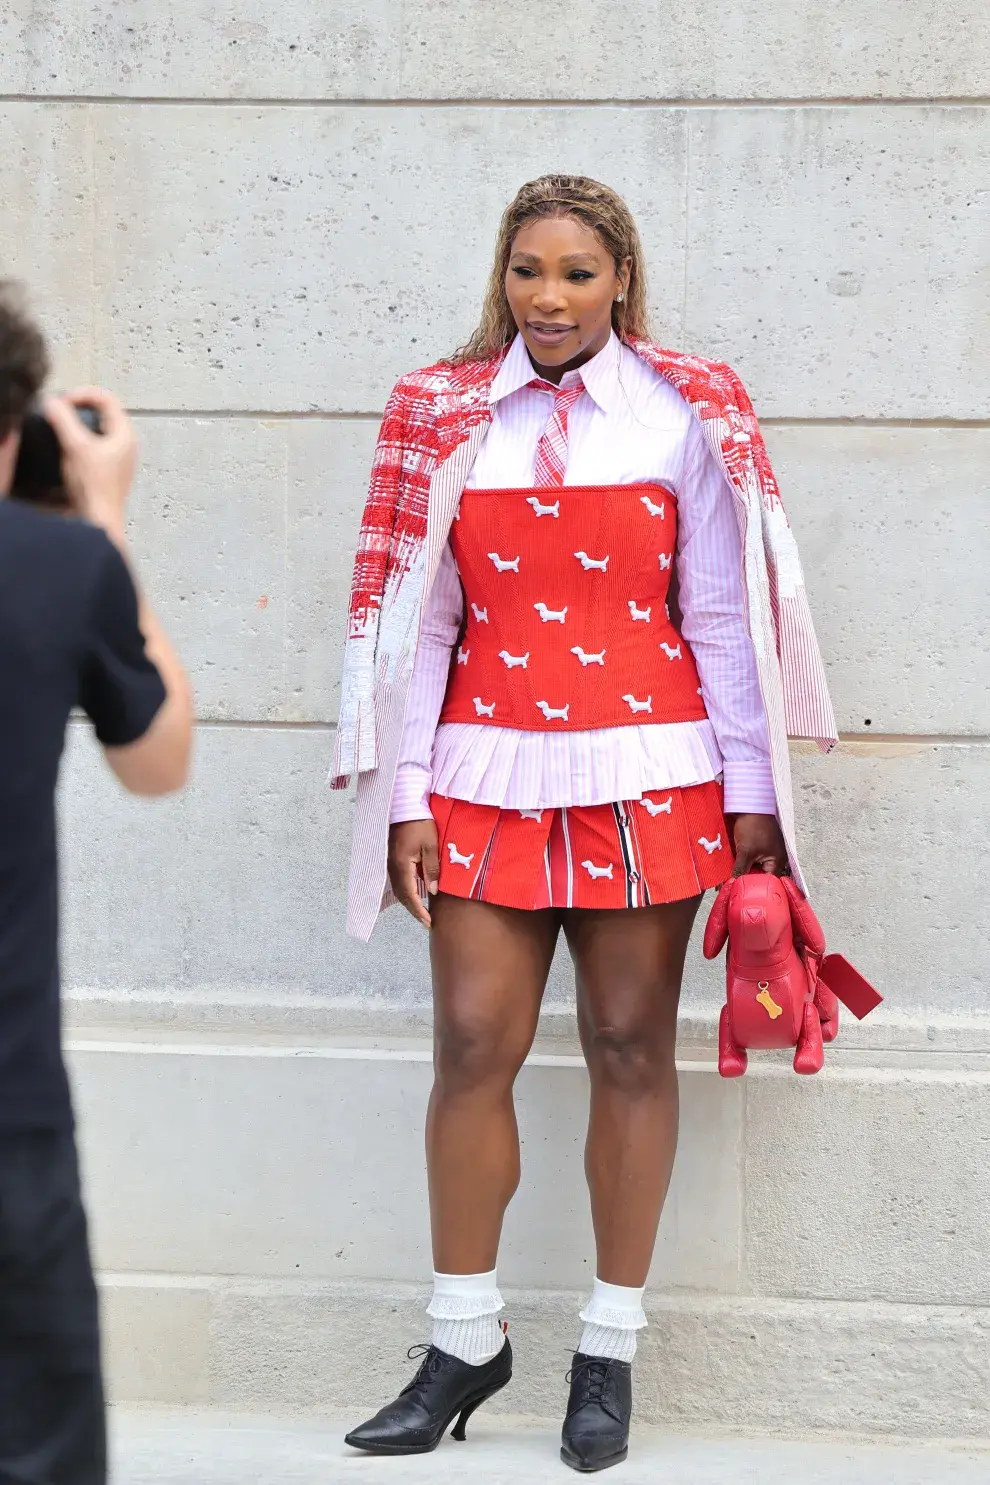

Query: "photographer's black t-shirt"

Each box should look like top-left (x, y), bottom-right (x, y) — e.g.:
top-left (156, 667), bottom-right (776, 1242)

top-left (0, 498), bottom-right (166, 1128)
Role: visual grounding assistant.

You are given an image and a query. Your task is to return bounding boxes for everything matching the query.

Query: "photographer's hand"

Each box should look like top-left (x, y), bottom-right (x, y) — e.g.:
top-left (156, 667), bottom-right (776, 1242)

top-left (44, 386), bottom-right (194, 796)
top-left (43, 387), bottom-right (135, 542)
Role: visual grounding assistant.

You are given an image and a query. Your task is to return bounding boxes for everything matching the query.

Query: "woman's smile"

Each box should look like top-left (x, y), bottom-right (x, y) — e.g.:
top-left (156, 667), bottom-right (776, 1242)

top-left (526, 320), bottom-right (579, 348)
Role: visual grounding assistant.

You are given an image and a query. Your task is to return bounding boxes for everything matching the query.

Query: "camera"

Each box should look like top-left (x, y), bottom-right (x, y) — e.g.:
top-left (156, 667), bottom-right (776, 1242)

top-left (11, 405), bottom-right (102, 508)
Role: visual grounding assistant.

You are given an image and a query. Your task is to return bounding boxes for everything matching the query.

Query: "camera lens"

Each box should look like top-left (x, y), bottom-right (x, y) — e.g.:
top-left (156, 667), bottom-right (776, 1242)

top-left (11, 404), bottom-right (102, 507)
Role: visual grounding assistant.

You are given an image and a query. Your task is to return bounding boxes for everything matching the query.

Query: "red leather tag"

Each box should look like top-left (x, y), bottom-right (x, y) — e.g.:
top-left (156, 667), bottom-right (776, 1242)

top-left (819, 954), bottom-right (883, 1020)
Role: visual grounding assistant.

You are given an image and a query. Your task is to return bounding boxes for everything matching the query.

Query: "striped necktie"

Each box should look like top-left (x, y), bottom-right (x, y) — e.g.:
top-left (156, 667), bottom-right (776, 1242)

top-left (530, 379), bottom-right (586, 488)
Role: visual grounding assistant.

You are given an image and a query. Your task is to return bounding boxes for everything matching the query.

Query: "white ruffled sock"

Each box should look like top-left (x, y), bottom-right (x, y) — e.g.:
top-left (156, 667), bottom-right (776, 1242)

top-left (427, 1269), bottom-right (506, 1366)
top-left (578, 1278), bottom-right (647, 1364)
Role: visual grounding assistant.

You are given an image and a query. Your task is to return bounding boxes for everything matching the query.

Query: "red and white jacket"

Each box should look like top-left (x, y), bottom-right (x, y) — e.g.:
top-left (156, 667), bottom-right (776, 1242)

top-left (331, 340), bottom-right (837, 942)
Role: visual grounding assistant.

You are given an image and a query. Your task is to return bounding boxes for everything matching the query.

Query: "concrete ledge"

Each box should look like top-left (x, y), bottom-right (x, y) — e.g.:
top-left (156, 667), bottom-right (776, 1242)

top-left (73, 1020), bottom-right (990, 1435)
top-left (745, 1071), bottom-right (990, 1305)
top-left (69, 1033), bottom-right (990, 1304)
top-left (102, 1278), bottom-right (212, 1407)
top-left (99, 1275), bottom-right (990, 1439)
top-left (71, 1038), bottom-right (745, 1293)
top-left (65, 988), bottom-right (990, 1057)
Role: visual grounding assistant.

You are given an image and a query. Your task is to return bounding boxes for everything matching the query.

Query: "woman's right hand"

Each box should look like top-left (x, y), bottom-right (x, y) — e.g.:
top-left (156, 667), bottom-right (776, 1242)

top-left (387, 820), bottom-right (441, 929)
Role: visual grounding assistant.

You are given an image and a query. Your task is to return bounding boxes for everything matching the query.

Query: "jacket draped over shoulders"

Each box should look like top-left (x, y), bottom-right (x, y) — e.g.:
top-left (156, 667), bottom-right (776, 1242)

top-left (331, 340), bottom-right (836, 941)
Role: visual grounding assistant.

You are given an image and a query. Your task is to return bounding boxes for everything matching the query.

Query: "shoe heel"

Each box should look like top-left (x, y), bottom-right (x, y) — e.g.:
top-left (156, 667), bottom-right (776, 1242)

top-left (451, 1377), bottom-right (507, 1443)
top-left (451, 1394), bottom-right (486, 1442)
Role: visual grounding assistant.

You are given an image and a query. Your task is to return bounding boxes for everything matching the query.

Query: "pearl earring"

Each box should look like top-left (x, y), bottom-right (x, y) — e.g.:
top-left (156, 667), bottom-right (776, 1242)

top-left (616, 291), bottom-right (624, 303)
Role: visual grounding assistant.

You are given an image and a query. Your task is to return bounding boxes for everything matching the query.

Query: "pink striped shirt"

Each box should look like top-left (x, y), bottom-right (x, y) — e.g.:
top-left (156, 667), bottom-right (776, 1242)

top-left (390, 333), bottom-right (776, 822)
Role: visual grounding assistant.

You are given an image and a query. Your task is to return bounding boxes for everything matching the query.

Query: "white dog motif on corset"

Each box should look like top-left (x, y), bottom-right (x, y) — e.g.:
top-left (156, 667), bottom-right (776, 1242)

top-left (519, 809), bottom-right (544, 822)
top-left (658, 552), bottom-right (673, 571)
top-left (489, 553), bottom-right (520, 573)
top-left (534, 602), bottom-right (568, 624)
top-left (640, 494), bottom-right (665, 518)
top-left (526, 496), bottom-right (560, 518)
top-left (581, 860), bottom-right (614, 881)
top-left (473, 697), bottom-right (495, 718)
top-left (659, 642), bottom-right (682, 661)
top-left (471, 604), bottom-right (489, 624)
top-left (571, 646), bottom-right (606, 667)
top-left (536, 701), bottom-right (570, 721)
top-left (499, 650), bottom-right (530, 670)
top-left (456, 647), bottom-right (470, 666)
top-left (640, 796), bottom-right (673, 817)
top-left (447, 843), bottom-right (475, 869)
top-left (698, 834), bottom-right (723, 855)
top-left (628, 601), bottom-right (652, 623)
top-left (622, 694), bottom-right (653, 715)
top-left (574, 551), bottom-right (609, 572)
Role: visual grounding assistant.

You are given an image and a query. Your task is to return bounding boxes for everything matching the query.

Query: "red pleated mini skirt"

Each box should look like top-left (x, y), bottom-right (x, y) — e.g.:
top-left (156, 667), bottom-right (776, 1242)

top-left (430, 781), bottom-right (734, 912)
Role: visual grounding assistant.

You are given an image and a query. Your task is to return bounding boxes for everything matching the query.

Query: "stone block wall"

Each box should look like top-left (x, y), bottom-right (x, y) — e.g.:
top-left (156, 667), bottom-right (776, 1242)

top-left (4, 1), bottom-right (985, 1024)
top-left (2, 4), bottom-right (988, 1432)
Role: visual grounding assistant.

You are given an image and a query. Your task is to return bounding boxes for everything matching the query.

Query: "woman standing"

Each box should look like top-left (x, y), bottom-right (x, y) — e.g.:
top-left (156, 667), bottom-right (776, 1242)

top-left (334, 176), bottom-right (835, 1472)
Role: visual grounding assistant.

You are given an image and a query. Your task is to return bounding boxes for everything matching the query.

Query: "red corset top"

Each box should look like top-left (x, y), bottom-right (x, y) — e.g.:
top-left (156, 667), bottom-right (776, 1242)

top-left (439, 484), bottom-right (708, 732)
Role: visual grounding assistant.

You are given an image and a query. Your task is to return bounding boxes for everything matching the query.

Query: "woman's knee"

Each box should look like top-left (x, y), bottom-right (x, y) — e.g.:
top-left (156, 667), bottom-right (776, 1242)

top-left (434, 1005), bottom-right (530, 1095)
top-left (583, 1012), bottom-right (675, 1096)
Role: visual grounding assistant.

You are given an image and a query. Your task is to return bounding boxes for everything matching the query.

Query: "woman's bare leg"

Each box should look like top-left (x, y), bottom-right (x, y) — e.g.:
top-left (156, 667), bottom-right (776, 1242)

top-left (427, 894), bottom-right (559, 1272)
top-left (563, 896), bottom-right (701, 1286)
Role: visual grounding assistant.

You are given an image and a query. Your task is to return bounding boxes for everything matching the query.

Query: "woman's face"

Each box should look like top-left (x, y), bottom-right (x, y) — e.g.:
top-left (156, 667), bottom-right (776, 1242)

top-left (505, 215), bottom-right (630, 380)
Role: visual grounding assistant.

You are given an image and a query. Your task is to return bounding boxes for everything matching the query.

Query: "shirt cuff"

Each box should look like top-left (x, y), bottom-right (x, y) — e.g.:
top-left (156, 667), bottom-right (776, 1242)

top-left (389, 764), bottom-right (434, 825)
top-left (722, 759), bottom-right (777, 816)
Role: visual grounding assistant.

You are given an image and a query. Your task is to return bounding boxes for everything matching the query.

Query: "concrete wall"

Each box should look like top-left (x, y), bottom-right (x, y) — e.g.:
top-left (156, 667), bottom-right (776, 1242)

top-left (2, 1), bottom-right (989, 1433)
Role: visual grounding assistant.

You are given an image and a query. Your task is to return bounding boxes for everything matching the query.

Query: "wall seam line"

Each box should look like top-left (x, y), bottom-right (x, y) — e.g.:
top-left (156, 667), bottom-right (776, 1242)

top-left (66, 720), bottom-right (990, 743)
top-left (2, 95), bottom-right (989, 109)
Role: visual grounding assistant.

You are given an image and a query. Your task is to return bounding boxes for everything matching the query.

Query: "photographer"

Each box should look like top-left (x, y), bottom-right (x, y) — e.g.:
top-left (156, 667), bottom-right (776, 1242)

top-left (0, 283), bottom-right (192, 1483)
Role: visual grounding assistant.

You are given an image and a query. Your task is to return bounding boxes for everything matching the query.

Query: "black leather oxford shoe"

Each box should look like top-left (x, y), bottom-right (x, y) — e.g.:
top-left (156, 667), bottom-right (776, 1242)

top-left (560, 1352), bottom-right (632, 1472)
top-left (344, 1338), bottom-right (512, 1455)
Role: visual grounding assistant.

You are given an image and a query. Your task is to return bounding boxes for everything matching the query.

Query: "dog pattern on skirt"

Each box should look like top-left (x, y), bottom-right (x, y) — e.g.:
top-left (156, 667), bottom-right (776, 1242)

top-left (430, 780), bottom-right (733, 911)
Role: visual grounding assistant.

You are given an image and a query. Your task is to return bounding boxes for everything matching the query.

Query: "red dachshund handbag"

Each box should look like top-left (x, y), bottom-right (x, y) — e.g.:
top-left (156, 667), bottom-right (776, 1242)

top-left (703, 873), bottom-right (883, 1077)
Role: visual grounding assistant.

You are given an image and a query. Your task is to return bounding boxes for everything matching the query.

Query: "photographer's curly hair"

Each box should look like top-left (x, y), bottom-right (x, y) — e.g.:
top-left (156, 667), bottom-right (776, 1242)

top-left (453, 176), bottom-right (651, 363)
top-left (0, 281), bottom-right (49, 439)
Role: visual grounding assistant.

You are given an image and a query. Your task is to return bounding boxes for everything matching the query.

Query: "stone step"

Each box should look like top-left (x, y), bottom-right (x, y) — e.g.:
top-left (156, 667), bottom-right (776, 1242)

top-left (112, 1408), bottom-right (990, 1485)
top-left (63, 1022), bottom-right (990, 1439)
top-left (98, 1275), bottom-right (990, 1440)
top-left (67, 1026), bottom-right (990, 1297)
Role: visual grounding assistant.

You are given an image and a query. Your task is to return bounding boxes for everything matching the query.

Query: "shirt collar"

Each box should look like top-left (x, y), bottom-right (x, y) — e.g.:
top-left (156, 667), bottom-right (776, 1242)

top-left (490, 331), bottom-right (622, 415)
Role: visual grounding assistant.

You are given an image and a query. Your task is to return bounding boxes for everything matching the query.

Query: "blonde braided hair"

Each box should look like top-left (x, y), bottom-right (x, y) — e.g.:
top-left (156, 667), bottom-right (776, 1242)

top-left (453, 175), bottom-right (650, 364)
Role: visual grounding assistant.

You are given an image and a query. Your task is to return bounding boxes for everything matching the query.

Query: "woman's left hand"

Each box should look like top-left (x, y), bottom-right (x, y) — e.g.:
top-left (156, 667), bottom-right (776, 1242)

top-left (730, 813), bottom-right (789, 876)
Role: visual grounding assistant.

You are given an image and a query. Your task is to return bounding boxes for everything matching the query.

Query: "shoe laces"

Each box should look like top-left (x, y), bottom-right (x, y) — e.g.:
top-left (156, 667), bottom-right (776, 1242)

top-left (566, 1354), bottom-right (610, 1412)
top-left (402, 1343), bottom-right (443, 1394)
